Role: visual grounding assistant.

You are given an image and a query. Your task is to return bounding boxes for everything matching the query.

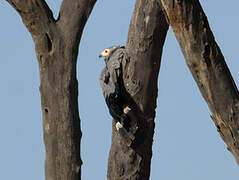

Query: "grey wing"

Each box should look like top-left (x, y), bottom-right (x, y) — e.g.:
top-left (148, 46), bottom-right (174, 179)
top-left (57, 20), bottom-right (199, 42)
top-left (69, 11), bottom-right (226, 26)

top-left (99, 63), bottom-right (123, 122)
top-left (99, 66), bottom-right (121, 99)
top-left (107, 51), bottom-right (122, 85)
top-left (99, 68), bottom-right (111, 98)
top-left (108, 61), bottom-right (122, 96)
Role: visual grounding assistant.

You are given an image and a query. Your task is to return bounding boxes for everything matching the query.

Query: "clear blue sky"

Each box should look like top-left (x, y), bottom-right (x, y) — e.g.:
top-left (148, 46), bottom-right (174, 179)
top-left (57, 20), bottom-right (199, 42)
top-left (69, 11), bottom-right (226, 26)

top-left (0, 1), bottom-right (238, 179)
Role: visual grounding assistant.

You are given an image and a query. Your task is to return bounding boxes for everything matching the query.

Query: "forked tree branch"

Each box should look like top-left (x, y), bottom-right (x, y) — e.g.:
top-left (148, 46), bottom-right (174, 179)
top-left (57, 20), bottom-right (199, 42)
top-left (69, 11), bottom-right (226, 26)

top-left (5, 0), bottom-right (98, 180)
top-left (160, 0), bottom-right (239, 165)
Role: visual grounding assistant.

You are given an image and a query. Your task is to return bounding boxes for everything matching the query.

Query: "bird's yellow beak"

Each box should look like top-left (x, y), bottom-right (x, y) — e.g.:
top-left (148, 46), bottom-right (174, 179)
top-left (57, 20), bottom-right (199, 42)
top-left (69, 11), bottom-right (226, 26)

top-left (99, 48), bottom-right (110, 58)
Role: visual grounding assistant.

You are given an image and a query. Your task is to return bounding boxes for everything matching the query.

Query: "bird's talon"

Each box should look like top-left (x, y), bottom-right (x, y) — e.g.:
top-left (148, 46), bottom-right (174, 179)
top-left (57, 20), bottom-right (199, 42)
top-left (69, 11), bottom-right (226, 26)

top-left (123, 106), bottom-right (131, 114)
top-left (116, 122), bottom-right (123, 131)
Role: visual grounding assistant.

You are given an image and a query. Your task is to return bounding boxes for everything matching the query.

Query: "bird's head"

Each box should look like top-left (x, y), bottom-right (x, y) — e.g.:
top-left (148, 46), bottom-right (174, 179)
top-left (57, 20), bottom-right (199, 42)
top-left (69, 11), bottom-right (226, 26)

top-left (99, 48), bottom-right (111, 58)
top-left (99, 46), bottom-right (125, 59)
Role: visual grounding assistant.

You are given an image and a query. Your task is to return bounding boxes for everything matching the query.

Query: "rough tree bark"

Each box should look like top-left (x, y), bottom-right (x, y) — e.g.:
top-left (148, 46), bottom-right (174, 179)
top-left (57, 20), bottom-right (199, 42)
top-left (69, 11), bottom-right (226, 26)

top-left (6, 0), bottom-right (97, 179)
top-left (160, 0), bottom-right (239, 165)
top-left (107, 0), bottom-right (169, 179)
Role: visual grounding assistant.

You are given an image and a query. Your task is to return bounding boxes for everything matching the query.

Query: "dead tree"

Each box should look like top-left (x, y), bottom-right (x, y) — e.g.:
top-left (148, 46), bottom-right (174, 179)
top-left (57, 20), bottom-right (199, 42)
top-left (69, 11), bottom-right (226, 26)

top-left (5, 0), bottom-right (96, 179)
top-left (5, 0), bottom-right (238, 180)
top-left (160, 0), bottom-right (239, 165)
top-left (107, 0), bottom-right (168, 179)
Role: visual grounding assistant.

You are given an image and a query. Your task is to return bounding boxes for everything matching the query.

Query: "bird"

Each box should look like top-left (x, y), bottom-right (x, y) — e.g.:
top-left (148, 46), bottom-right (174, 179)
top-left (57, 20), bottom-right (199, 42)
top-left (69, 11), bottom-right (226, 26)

top-left (99, 46), bottom-right (136, 145)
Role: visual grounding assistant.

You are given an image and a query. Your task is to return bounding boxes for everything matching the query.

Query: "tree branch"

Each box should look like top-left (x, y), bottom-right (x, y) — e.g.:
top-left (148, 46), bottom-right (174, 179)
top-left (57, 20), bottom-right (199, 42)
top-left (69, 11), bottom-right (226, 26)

top-left (6, 0), bottom-right (98, 179)
top-left (89, 0), bottom-right (97, 10)
top-left (107, 0), bottom-right (169, 179)
top-left (160, 0), bottom-right (239, 165)
top-left (58, 0), bottom-right (97, 43)
top-left (6, 0), bottom-right (54, 37)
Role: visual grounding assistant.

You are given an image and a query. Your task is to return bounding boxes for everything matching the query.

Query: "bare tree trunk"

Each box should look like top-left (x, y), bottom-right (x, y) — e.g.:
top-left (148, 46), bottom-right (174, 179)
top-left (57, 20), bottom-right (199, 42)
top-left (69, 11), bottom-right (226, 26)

top-left (107, 0), bottom-right (169, 179)
top-left (160, 0), bottom-right (239, 165)
top-left (5, 0), bottom-right (97, 179)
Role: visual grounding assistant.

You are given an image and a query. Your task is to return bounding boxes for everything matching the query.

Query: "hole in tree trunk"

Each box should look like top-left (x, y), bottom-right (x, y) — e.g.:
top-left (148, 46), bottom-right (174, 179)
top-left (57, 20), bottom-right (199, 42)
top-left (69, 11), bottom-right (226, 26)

top-left (45, 33), bottom-right (52, 52)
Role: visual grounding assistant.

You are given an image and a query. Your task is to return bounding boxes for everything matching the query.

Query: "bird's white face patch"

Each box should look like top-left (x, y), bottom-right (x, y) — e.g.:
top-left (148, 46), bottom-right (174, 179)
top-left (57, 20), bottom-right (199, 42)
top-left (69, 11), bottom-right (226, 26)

top-left (100, 48), bottom-right (110, 57)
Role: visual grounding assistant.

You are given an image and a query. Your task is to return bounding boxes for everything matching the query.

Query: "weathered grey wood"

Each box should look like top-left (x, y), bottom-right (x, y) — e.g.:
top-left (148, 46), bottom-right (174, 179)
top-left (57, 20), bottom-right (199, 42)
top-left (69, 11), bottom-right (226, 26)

top-left (160, 0), bottom-right (239, 165)
top-left (107, 0), bottom-right (169, 179)
top-left (5, 0), bottom-right (97, 179)
top-left (58, 0), bottom-right (96, 42)
top-left (5, 0), bottom-right (54, 37)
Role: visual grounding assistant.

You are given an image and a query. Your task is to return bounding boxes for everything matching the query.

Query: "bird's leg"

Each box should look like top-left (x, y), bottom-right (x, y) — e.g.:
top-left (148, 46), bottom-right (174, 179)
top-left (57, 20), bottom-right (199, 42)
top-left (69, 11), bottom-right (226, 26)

top-left (115, 106), bottom-right (136, 146)
top-left (116, 106), bottom-right (131, 131)
top-left (114, 106), bottom-right (136, 146)
top-left (115, 114), bottom-right (128, 131)
top-left (122, 106), bottom-right (138, 135)
top-left (118, 106), bottom-right (131, 131)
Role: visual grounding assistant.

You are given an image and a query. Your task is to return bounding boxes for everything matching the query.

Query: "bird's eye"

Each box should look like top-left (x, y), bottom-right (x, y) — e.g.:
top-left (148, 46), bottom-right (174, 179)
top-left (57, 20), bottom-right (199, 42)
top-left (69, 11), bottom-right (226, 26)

top-left (104, 50), bottom-right (108, 53)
